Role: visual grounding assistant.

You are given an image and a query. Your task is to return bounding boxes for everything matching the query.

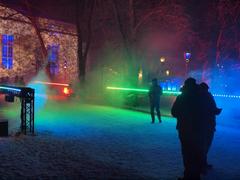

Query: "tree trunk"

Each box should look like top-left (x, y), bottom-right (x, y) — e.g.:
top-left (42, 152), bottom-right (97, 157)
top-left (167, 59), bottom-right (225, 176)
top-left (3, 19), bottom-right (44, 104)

top-left (112, 0), bottom-right (139, 86)
top-left (24, 0), bottom-right (47, 70)
top-left (75, 0), bottom-right (95, 83)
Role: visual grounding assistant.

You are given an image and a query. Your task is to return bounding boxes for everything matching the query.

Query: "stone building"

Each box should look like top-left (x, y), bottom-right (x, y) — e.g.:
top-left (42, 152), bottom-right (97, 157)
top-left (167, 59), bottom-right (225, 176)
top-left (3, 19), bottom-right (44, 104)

top-left (0, 5), bottom-right (78, 84)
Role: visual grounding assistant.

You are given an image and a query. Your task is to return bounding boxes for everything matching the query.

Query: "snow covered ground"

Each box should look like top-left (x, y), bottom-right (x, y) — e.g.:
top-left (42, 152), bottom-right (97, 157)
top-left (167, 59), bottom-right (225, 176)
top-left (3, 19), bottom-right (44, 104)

top-left (0, 99), bottom-right (240, 179)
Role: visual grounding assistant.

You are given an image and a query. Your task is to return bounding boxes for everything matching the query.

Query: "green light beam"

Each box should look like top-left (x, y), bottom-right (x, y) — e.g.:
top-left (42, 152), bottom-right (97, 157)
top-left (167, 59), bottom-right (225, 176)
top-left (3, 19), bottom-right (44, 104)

top-left (106, 86), bottom-right (149, 92)
top-left (106, 86), bottom-right (181, 95)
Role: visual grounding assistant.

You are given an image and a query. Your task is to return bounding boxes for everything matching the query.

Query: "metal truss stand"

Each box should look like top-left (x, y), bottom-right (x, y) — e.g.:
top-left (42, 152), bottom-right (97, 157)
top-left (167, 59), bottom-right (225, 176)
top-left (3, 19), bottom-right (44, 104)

top-left (0, 85), bottom-right (35, 135)
top-left (20, 88), bottom-right (35, 135)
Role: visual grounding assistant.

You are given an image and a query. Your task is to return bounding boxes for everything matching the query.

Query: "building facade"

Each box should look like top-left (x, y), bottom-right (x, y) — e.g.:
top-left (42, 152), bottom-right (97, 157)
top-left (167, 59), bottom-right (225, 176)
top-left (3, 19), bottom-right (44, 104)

top-left (0, 5), bottom-right (78, 84)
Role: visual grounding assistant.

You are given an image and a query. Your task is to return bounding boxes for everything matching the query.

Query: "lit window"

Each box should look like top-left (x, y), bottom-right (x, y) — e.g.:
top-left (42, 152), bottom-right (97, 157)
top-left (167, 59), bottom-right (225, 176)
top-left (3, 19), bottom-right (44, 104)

top-left (2, 34), bottom-right (14, 69)
top-left (47, 45), bottom-right (59, 75)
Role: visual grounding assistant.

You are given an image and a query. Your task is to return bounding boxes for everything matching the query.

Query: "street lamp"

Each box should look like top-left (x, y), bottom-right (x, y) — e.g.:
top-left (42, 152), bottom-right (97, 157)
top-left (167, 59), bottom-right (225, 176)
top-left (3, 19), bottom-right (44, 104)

top-left (184, 52), bottom-right (191, 62)
top-left (184, 52), bottom-right (191, 76)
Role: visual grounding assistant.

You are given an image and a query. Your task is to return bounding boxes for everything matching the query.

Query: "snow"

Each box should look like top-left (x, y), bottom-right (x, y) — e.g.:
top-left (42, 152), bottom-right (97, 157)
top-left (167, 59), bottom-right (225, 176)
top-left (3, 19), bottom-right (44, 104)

top-left (0, 100), bottom-right (240, 179)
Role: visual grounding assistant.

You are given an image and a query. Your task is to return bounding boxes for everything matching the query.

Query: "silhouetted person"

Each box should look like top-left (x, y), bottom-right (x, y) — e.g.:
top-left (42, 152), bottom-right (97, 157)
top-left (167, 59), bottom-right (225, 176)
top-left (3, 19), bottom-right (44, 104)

top-left (172, 78), bottom-right (203, 180)
top-left (149, 78), bottom-right (162, 123)
top-left (199, 82), bottom-right (222, 173)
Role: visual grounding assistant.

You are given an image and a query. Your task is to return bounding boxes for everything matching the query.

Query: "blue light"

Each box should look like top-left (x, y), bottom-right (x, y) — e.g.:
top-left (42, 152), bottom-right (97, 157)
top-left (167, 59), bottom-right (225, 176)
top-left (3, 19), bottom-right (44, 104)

top-left (172, 86), bottom-right (177, 91)
top-left (2, 34), bottom-right (13, 69)
top-left (0, 86), bottom-right (21, 92)
top-left (48, 45), bottom-right (59, 62)
top-left (212, 94), bottom-right (240, 99)
top-left (184, 52), bottom-right (191, 60)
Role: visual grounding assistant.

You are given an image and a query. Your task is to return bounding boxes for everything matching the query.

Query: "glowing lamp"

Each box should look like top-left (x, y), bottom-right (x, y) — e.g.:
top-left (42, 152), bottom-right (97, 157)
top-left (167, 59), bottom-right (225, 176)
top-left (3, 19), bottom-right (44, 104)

top-left (184, 52), bottom-right (191, 62)
top-left (63, 60), bottom-right (67, 69)
top-left (166, 70), bottom-right (170, 76)
top-left (160, 57), bottom-right (165, 63)
top-left (138, 69), bottom-right (143, 80)
top-left (63, 87), bottom-right (70, 95)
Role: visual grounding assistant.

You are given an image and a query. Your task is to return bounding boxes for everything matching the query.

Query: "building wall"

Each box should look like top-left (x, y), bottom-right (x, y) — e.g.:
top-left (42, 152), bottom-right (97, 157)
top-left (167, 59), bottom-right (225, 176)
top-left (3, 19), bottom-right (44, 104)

top-left (0, 6), bottom-right (78, 83)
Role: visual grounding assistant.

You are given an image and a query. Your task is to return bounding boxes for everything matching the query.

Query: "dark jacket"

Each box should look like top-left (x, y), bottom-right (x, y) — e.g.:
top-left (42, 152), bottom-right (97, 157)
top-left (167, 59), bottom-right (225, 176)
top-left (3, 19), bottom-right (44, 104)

top-left (171, 85), bottom-right (202, 134)
top-left (149, 85), bottom-right (162, 103)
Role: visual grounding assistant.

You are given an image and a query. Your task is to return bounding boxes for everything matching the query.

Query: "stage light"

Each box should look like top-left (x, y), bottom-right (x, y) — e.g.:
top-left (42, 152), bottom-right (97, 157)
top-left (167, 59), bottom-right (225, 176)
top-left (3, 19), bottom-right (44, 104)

top-left (63, 87), bottom-right (70, 95)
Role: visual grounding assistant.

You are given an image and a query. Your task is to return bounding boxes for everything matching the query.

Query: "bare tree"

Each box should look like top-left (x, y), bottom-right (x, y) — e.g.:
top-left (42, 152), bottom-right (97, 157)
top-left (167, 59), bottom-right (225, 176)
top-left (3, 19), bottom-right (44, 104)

top-left (75, 0), bottom-right (95, 83)
top-left (112, 0), bottom-right (192, 83)
top-left (216, 0), bottom-right (240, 64)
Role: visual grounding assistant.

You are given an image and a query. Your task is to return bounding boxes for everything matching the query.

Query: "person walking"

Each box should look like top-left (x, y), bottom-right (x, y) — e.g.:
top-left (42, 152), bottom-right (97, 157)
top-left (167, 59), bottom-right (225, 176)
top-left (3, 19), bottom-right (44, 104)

top-left (149, 78), bottom-right (162, 123)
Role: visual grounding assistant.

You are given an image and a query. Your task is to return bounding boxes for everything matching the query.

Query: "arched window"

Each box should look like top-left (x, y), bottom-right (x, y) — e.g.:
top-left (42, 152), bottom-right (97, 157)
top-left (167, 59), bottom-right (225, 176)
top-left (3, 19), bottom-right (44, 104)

top-left (47, 44), bottom-right (59, 75)
top-left (2, 34), bottom-right (14, 69)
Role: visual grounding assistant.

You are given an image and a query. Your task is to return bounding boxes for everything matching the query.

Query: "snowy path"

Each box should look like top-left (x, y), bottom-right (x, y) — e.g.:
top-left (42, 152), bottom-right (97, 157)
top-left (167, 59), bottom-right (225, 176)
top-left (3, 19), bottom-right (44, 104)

top-left (0, 101), bottom-right (240, 179)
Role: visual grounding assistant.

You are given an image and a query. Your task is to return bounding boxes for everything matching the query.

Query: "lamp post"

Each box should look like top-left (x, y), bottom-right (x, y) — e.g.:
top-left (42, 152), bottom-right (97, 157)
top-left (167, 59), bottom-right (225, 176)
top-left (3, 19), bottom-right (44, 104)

top-left (184, 52), bottom-right (191, 77)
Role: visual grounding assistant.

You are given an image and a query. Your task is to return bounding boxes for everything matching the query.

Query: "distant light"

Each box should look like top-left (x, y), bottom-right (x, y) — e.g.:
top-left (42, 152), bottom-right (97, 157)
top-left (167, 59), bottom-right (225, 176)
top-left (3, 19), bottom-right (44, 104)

top-left (163, 91), bottom-right (181, 95)
top-left (34, 81), bottom-right (69, 87)
top-left (184, 52), bottom-right (191, 62)
top-left (63, 87), bottom-right (70, 95)
top-left (166, 70), bottom-right (170, 76)
top-left (160, 57), bottom-right (165, 63)
top-left (63, 60), bottom-right (67, 69)
top-left (138, 69), bottom-right (143, 80)
top-left (213, 94), bottom-right (240, 99)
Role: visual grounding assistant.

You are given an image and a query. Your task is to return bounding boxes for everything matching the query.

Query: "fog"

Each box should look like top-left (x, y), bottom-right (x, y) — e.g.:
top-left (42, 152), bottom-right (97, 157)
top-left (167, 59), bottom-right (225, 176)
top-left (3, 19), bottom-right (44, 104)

top-left (27, 71), bottom-right (49, 112)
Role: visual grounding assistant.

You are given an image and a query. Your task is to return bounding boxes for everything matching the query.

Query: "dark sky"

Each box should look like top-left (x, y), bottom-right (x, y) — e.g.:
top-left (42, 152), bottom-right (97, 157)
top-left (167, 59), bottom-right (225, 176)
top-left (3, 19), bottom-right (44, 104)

top-left (0, 0), bottom-right (216, 25)
top-left (0, 0), bottom-right (77, 23)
